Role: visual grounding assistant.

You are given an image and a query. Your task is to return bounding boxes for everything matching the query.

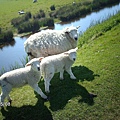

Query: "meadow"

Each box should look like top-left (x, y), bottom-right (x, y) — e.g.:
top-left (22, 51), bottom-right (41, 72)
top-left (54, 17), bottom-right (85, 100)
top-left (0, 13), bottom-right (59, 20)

top-left (0, 0), bottom-right (81, 31)
top-left (0, 9), bottom-right (120, 120)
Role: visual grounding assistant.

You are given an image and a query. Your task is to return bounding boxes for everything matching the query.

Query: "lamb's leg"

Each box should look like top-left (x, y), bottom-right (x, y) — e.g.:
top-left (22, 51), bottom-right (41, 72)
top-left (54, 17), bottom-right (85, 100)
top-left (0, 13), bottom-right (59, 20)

top-left (60, 70), bottom-right (64, 80)
top-left (7, 95), bottom-right (12, 105)
top-left (66, 68), bottom-right (76, 79)
top-left (30, 84), bottom-right (47, 99)
top-left (44, 72), bottom-right (54, 93)
top-left (44, 78), bottom-right (50, 93)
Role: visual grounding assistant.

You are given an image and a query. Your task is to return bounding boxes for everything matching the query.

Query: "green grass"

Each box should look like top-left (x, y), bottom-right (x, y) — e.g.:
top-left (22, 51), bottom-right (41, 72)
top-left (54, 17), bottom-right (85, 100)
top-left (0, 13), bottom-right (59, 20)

top-left (0, 0), bottom-right (81, 31)
top-left (0, 9), bottom-right (120, 120)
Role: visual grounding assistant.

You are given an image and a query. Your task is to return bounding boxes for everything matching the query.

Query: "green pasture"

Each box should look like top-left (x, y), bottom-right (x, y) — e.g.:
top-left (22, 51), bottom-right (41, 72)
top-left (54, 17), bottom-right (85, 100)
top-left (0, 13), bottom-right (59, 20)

top-left (0, 0), bottom-right (82, 31)
top-left (0, 10), bottom-right (120, 120)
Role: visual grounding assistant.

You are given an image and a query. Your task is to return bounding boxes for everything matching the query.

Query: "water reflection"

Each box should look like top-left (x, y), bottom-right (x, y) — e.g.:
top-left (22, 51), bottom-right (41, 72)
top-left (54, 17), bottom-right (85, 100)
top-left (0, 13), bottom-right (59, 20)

top-left (0, 37), bottom-right (27, 71)
top-left (0, 39), bottom-right (16, 50)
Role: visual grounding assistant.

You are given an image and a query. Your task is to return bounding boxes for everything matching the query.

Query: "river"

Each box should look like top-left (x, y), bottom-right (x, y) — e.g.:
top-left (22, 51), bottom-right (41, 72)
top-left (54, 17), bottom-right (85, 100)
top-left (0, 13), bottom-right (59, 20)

top-left (0, 3), bottom-right (120, 71)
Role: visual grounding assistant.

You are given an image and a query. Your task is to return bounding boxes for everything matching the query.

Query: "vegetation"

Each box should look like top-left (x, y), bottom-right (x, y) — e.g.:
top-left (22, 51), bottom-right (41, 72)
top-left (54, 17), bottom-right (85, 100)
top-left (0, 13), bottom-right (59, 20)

top-left (11, 9), bottom-right (54, 34)
top-left (51, 0), bottom-right (119, 22)
top-left (33, 10), bottom-right (45, 19)
top-left (0, 11), bottom-right (120, 120)
top-left (11, 12), bottom-right (32, 27)
top-left (50, 5), bottom-right (56, 11)
top-left (0, 29), bottom-right (13, 43)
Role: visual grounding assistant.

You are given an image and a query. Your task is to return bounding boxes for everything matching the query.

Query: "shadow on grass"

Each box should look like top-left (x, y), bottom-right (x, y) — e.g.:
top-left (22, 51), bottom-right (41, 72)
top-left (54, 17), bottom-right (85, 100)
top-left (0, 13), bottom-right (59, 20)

top-left (73, 65), bottom-right (100, 82)
top-left (1, 97), bottom-right (53, 120)
top-left (47, 65), bottom-right (99, 111)
top-left (1, 65), bottom-right (99, 118)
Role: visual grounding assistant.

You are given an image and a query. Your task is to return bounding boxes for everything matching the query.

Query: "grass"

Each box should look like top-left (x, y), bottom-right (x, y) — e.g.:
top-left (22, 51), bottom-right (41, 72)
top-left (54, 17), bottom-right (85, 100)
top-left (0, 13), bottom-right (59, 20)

top-left (0, 0), bottom-right (81, 31)
top-left (0, 12), bottom-right (120, 119)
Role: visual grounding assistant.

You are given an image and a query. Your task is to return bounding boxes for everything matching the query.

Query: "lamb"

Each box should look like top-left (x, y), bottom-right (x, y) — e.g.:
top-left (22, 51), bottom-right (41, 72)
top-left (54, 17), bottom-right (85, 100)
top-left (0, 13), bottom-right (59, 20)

top-left (0, 58), bottom-right (47, 106)
top-left (40, 47), bottom-right (78, 93)
top-left (24, 26), bottom-right (80, 61)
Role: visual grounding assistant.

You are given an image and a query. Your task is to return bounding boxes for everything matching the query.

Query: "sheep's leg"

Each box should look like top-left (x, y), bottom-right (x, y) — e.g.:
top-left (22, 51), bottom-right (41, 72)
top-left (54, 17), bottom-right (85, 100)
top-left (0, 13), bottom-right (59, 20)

top-left (60, 70), bottom-right (64, 80)
top-left (30, 84), bottom-right (47, 99)
top-left (66, 68), bottom-right (76, 79)
top-left (0, 85), bottom-right (12, 106)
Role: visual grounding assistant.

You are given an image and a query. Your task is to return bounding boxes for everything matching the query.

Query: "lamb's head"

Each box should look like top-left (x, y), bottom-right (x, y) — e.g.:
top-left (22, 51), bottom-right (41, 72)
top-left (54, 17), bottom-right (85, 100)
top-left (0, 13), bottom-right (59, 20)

top-left (65, 47), bottom-right (78, 61)
top-left (65, 26), bottom-right (80, 41)
top-left (25, 57), bottom-right (44, 72)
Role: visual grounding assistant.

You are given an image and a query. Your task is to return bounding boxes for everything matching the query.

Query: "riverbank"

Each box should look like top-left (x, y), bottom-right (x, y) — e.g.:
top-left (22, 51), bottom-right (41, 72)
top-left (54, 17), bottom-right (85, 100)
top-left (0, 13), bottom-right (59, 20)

top-left (0, 0), bottom-right (119, 34)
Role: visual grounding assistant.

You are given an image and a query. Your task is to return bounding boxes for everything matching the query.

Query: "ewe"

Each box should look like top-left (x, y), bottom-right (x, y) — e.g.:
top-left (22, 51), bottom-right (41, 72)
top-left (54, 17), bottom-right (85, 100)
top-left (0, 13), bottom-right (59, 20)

top-left (24, 26), bottom-right (80, 61)
top-left (0, 58), bottom-right (47, 106)
top-left (40, 48), bottom-right (78, 93)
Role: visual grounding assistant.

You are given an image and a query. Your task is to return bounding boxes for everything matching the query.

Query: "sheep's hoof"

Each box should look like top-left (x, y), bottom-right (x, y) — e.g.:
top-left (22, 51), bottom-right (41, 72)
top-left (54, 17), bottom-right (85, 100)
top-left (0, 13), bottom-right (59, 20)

top-left (60, 77), bottom-right (64, 80)
top-left (9, 100), bottom-right (12, 106)
top-left (71, 77), bottom-right (76, 79)
top-left (45, 90), bottom-right (50, 93)
top-left (42, 97), bottom-right (49, 101)
top-left (89, 93), bottom-right (97, 98)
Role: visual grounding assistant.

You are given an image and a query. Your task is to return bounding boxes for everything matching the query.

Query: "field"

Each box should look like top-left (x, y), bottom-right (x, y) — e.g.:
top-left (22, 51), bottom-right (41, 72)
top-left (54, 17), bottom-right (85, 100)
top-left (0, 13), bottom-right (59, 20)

top-left (0, 0), bottom-right (83, 31)
top-left (0, 7), bottom-right (120, 120)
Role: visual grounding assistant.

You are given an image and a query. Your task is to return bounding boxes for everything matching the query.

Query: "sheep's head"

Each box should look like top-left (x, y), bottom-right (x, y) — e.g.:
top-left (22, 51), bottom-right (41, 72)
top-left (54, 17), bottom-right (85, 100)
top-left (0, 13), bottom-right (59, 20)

top-left (65, 26), bottom-right (80, 41)
top-left (64, 47), bottom-right (78, 61)
top-left (25, 57), bottom-right (44, 72)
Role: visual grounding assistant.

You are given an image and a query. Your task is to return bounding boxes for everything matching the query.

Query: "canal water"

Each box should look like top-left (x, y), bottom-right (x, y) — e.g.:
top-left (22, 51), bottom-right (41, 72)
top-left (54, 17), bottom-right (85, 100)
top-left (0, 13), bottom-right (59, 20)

top-left (0, 3), bottom-right (120, 71)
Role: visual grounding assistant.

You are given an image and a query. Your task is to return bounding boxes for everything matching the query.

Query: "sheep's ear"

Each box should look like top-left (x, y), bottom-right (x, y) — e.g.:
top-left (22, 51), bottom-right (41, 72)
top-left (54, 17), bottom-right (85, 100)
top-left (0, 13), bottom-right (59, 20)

top-left (65, 28), bottom-right (70, 34)
top-left (76, 26), bottom-right (80, 29)
top-left (64, 52), bottom-right (69, 55)
top-left (39, 57), bottom-right (44, 61)
top-left (25, 63), bottom-right (31, 67)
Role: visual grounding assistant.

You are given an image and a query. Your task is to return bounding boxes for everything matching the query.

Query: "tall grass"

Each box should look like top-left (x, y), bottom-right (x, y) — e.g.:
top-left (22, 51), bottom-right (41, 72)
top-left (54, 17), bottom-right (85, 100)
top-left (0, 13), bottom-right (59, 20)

top-left (89, 10), bottom-right (120, 28)
top-left (0, 56), bottom-right (28, 76)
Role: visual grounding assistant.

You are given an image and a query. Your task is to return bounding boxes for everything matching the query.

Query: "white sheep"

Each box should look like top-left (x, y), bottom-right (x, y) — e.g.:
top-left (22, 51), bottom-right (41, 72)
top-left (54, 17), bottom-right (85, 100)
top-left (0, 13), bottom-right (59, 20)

top-left (24, 26), bottom-right (80, 61)
top-left (0, 58), bottom-right (47, 106)
top-left (33, 0), bottom-right (37, 3)
top-left (40, 47), bottom-right (78, 93)
top-left (18, 10), bottom-right (25, 15)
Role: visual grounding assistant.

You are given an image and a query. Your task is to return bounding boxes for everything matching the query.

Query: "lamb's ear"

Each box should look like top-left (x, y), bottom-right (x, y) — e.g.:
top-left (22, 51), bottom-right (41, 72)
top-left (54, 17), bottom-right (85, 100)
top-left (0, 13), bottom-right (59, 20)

top-left (39, 57), bottom-right (44, 61)
top-left (75, 47), bottom-right (78, 51)
top-left (76, 26), bottom-right (80, 29)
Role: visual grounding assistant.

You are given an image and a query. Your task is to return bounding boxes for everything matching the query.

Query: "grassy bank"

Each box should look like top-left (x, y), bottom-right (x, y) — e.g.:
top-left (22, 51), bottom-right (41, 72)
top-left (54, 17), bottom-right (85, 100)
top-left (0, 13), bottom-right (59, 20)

top-left (0, 11), bottom-right (120, 120)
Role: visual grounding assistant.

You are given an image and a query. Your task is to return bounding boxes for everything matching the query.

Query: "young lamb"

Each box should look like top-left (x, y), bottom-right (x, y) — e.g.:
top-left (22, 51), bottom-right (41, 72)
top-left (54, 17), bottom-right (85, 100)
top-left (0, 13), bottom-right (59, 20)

top-left (24, 26), bottom-right (80, 61)
top-left (40, 47), bottom-right (78, 93)
top-left (0, 58), bottom-right (47, 106)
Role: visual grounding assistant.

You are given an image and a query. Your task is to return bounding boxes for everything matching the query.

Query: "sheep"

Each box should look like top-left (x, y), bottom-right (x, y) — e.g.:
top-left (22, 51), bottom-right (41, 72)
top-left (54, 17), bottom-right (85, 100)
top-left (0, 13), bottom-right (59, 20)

top-left (24, 26), bottom-right (80, 61)
top-left (40, 47), bottom-right (78, 93)
top-left (33, 0), bottom-right (37, 3)
top-left (18, 10), bottom-right (25, 15)
top-left (0, 58), bottom-right (47, 106)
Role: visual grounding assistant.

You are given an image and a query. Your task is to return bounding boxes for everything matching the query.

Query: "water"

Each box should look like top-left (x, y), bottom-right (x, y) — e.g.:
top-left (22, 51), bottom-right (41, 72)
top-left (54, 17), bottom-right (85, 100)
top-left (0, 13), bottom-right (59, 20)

top-left (0, 37), bottom-right (27, 70)
top-left (0, 3), bottom-right (120, 71)
top-left (54, 3), bottom-right (120, 33)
